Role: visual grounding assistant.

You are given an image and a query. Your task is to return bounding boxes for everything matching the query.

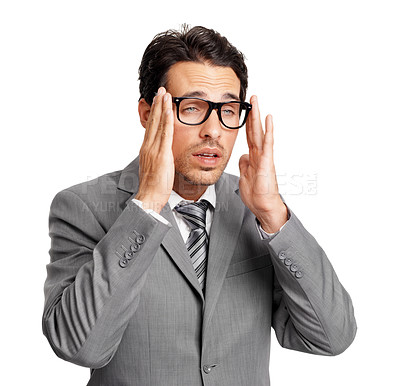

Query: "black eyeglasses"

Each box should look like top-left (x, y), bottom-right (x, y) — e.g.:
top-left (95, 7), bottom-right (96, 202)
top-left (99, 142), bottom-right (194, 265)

top-left (172, 97), bottom-right (252, 130)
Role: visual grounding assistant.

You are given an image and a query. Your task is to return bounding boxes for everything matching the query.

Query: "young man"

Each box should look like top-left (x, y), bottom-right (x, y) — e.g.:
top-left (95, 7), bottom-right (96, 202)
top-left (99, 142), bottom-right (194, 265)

top-left (43, 26), bottom-right (356, 386)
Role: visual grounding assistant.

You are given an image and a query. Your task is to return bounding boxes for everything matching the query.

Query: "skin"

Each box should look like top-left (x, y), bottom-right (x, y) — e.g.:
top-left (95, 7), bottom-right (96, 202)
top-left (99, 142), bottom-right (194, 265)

top-left (137, 61), bottom-right (287, 233)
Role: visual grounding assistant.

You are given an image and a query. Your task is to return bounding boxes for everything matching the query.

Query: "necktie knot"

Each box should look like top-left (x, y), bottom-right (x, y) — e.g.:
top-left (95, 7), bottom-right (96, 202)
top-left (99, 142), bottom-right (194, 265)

top-left (175, 199), bottom-right (209, 230)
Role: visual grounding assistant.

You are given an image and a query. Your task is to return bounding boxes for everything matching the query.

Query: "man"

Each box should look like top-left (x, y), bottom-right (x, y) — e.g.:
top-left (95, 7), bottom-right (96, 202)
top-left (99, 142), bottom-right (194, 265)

top-left (43, 26), bottom-right (356, 385)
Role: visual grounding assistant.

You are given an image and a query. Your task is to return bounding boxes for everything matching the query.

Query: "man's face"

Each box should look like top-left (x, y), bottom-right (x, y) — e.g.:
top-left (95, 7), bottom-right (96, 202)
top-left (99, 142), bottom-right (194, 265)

top-left (166, 61), bottom-right (241, 193)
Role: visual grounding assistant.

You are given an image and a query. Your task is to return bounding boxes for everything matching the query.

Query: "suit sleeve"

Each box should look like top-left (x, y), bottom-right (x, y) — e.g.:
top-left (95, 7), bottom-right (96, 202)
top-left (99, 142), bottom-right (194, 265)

top-left (266, 208), bottom-right (357, 356)
top-left (42, 189), bottom-right (171, 368)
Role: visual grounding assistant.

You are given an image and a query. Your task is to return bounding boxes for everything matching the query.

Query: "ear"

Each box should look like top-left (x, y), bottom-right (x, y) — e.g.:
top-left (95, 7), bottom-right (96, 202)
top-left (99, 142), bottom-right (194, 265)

top-left (138, 98), bottom-right (151, 128)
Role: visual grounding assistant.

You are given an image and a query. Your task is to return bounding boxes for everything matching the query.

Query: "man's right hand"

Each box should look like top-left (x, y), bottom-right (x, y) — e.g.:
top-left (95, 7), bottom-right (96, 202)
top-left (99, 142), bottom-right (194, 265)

top-left (135, 87), bottom-right (175, 213)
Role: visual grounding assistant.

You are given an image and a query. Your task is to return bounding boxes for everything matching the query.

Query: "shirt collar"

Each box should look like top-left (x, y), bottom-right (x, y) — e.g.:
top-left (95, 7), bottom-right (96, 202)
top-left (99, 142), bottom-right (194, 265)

top-left (169, 185), bottom-right (216, 210)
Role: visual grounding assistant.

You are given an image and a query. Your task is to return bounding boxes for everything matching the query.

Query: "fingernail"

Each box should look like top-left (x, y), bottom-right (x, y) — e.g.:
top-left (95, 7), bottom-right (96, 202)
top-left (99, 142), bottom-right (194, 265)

top-left (163, 94), bottom-right (169, 102)
top-left (157, 87), bottom-right (162, 95)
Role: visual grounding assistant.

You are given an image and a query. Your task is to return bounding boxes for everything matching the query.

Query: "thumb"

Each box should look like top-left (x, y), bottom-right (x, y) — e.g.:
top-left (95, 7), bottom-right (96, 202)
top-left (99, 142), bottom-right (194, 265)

top-left (239, 154), bottom-right (250, 177)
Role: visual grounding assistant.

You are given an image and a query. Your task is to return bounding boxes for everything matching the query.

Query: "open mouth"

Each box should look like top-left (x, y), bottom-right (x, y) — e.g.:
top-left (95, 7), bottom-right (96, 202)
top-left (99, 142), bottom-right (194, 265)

top-left (192, 147), bottom-right (222, 159)
top-left (194, 153), bottom-right (219, 158)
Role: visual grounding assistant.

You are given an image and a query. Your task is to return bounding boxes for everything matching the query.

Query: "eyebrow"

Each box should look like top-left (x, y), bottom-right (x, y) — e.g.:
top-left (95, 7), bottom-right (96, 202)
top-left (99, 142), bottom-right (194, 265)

top-left (181, 91), bottom-right (240, 101)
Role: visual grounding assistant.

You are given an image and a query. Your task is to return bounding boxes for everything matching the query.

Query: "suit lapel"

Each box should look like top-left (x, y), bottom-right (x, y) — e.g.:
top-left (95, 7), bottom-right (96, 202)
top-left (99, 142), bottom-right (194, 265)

top-left (117, 157), bottom-right (204, 301)
top-left (202, 173), bottom-right (245, 335)
top-left (159, 204), bottom-right (205, 300)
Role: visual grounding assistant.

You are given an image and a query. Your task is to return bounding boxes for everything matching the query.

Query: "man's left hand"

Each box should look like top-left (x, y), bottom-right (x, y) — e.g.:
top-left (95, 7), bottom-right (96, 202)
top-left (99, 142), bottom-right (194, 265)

top-left (239, 95), bottom-right (288, 233)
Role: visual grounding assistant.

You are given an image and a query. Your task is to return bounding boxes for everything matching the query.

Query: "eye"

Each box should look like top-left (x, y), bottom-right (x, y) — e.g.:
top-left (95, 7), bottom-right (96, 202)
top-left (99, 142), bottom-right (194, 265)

top-left (179, 99), bottom-right (206, 114)
top-left (183, 106), bottom-right (199, 113)
top-left (222, 108), bottom-right (235, 116)
top-left (221, 104), bottom-right (238, 116)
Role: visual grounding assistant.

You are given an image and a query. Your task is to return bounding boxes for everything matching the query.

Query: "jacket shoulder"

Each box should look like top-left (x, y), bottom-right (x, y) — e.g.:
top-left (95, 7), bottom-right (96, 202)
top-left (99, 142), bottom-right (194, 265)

top-left (66, 170), bottom-right (122, 195)
top-left (51, 169), bottom-right (124, 212)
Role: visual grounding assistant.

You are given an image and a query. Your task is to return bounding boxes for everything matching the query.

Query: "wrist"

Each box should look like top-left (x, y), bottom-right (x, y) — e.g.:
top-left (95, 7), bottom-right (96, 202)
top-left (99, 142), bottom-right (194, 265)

top-left (134, 194), bottom-right (167, 214)
top-left (257, 202), bottom-right (288, 234)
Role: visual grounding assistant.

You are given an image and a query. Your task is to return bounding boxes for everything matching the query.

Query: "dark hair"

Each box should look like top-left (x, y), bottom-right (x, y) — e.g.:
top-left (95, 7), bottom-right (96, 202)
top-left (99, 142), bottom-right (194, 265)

top-left (138, 25), bottom-right (248, 105)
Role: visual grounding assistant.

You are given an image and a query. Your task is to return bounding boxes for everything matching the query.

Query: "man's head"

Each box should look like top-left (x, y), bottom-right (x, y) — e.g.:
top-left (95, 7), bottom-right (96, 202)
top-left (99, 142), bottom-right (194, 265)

top-left (138, 25), bottom-right (248, 105)
top-left (138, 26), bottom-right (249, 199)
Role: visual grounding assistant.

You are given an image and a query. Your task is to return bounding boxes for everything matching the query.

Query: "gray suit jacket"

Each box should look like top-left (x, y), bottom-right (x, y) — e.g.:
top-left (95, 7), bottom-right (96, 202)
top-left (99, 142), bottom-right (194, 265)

top-left (43, 157), bottom-right (356, 386)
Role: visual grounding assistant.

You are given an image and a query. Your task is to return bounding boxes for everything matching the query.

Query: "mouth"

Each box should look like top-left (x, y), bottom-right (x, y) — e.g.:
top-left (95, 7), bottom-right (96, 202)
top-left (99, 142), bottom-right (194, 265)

top-left (192, 148), bottom-right (222, 159)
top-left (194, 153), bottom-right (218, 158)
top-left (192, 147), bottom-right (222, 167)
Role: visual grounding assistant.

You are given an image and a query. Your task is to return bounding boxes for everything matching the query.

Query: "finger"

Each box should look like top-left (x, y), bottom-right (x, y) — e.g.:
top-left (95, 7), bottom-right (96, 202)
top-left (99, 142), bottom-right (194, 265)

top-left (158, 92), bottom-right (174, 150)
top-left (263, 114), bottom-right (274, 163)
top-left (145, 87), bottom-right (166, 144)
top-left (238, 154), bottom-right (250, 177)
top-left (246, 95), bottom-right (264, 151)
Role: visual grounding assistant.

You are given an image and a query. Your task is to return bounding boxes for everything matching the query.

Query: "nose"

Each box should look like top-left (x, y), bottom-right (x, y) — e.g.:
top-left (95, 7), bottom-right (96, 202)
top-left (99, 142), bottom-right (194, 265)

top-left (199, 109), bottom-right (223, 139)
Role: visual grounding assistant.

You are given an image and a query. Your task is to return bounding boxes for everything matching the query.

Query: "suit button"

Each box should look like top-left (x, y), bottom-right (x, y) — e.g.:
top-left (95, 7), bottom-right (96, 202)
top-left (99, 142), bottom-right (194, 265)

top-left (130, 243), bottom-right (140, 252)
top-left (278, 251), bottom-right (286, 260)
top-left (119, 257), bottom-right (129, 268)
top-left (284, 257), bottom-right (293, 266)
top-left (295, 270), bottom-right (303, 278)
top-left (290, 264), bottom-right (298, 272)
top-left (135, 234), bottom-right (146, 244)
top-left (124, 251), bottom-right (133, 260)
top-left (203, 365), bottom-right (212, 374)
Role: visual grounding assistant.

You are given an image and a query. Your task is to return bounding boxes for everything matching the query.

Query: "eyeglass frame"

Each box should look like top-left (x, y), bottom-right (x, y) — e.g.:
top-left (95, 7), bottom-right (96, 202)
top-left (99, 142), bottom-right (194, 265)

top-left (171, 97), bottom-right (252, 130)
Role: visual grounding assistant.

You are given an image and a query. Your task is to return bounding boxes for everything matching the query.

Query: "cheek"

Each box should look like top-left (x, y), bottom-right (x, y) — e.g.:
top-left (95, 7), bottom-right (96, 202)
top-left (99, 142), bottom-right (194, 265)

top-left (171, 128), bottom-right (192, 159)
top-left (224, 132), bottom-right (239, 154)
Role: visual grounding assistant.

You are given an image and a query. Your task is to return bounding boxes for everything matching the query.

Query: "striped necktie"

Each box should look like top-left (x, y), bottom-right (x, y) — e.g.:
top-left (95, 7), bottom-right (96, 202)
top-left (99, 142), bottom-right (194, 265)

top-left (175, 200), bottom-right (209, 292)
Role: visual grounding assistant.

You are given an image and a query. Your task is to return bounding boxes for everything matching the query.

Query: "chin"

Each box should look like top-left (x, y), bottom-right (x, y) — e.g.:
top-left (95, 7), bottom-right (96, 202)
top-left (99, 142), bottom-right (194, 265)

top-left (178, 168), bottom-right (223, 187)
top-left (174, 154), bottom-right (229, 189)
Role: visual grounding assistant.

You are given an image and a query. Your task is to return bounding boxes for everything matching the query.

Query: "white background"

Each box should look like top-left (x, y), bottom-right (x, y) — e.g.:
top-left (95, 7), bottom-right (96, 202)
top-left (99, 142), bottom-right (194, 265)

top-left (1, 0), bottom-right (399, 385)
